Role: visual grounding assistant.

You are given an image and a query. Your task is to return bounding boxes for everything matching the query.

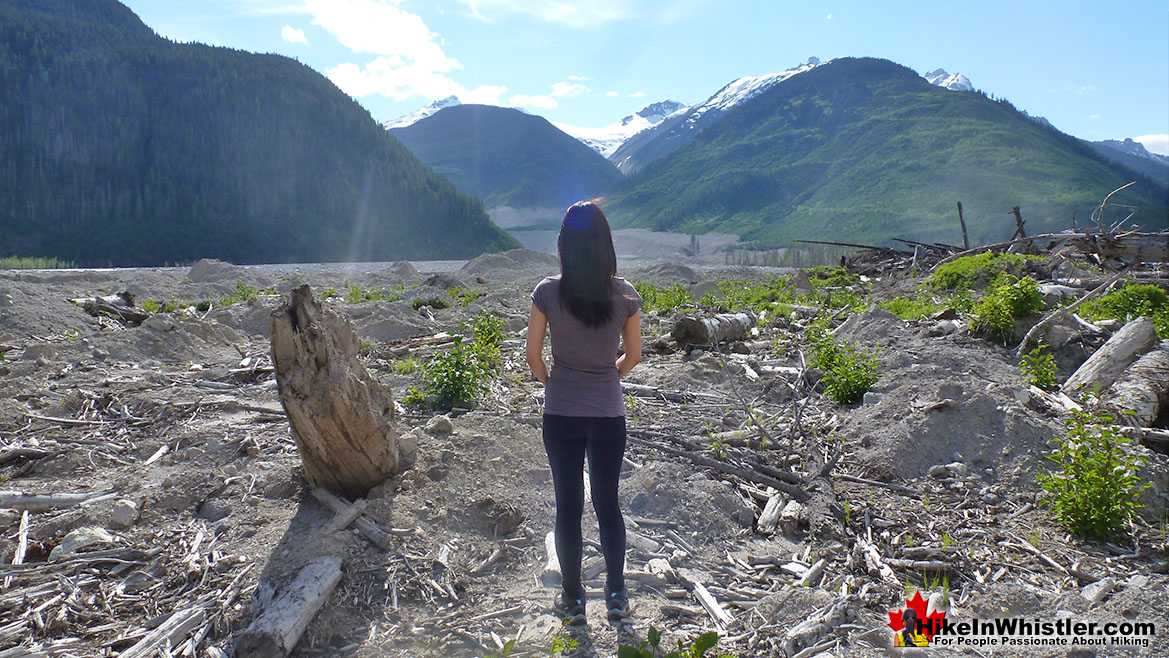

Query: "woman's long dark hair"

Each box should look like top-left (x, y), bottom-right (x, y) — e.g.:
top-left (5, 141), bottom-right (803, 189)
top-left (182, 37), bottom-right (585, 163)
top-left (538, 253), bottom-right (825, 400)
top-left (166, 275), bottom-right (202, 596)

top-left (557, 200), bottom-right (617, 328)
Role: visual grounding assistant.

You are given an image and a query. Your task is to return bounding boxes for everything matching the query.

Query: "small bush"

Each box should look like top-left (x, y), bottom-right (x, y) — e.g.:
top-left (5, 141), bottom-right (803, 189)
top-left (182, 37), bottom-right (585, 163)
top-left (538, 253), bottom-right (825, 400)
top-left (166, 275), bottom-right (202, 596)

top-left (447, 285), bottom-right (481, 307)
top-left (220, 279), bottom-right (275, 307)
top-left (389, 357), bottom-right (422, 374)
top-left (617, 627), bottom-right (738, 658)
top-left (415, 337), bottom-right (493, 409)
top-left (879, 294), bottom-right (942, 320)
top-left (1037, 408), bottom-right (1149, 538)
top-left (1020, 344), bottom-right (1057, 390)
top-left (470, 311), bottom-right (504, 367)
top-left (412, 295), bottom-right (452, 310)
top-left (321, 287), bottom-right (338, 300)
top-left (633, 280), bottom-right (694, 313)
top-left (141, 299), bottom-right (161, 313)
top-left (928, 252), bottom-right (1038, 290)
top-left (807, 326), bottom-right (879, 405)
top-left (1080, 283), bottom-right (1169, 337)
top-left (970, 275), bottom-right (1044, 344)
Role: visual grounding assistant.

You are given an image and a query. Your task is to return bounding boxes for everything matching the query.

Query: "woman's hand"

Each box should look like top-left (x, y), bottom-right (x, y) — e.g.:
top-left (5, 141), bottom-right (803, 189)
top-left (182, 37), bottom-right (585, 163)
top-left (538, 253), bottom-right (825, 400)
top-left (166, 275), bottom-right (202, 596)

top-left (525, 304), bottom-right (549, 384)
top-left (616, 311), bottom-right (641, 379)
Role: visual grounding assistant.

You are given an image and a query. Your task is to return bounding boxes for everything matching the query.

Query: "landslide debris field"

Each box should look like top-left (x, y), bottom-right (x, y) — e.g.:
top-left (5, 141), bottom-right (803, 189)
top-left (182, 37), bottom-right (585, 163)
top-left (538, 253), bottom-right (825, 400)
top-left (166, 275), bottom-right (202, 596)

top-left (1, 247), bottom-right (1167, 658)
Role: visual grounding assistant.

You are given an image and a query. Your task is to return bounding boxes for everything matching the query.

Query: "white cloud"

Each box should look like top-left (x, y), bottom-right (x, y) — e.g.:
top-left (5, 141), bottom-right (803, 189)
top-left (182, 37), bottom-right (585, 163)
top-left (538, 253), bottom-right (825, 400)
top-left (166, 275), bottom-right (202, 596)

top-left (605, 90), bottom-right (618, 97)
top-left (281, 25), bottom-right (307, 43)
top-left (550, 81), bottom-right (589, 97)
top-left (1088, 113), bottom-right (1101, 120)
top-left (826, 13), bottom-right (832, 19)
top-left (302, 0), bottom-right (507, 105)
top-left (1133, 134), bottom-right (1169, 155)
top-left (510, 93), bottom-right (558, 109)
top-left (1066, 84), bottom-right (1096, 96)
top-left (566, 75), bottom-right (589, 81)
top-left (629, 91), bottom-right (647, 98)
top-left (462, 0), bottom-right (633, 27)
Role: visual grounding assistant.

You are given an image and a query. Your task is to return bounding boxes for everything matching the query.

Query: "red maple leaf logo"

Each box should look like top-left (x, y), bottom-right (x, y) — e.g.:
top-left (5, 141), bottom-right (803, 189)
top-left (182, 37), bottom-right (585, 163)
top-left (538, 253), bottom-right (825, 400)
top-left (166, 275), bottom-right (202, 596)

top-left (887, 590), bottom-right (947, 641)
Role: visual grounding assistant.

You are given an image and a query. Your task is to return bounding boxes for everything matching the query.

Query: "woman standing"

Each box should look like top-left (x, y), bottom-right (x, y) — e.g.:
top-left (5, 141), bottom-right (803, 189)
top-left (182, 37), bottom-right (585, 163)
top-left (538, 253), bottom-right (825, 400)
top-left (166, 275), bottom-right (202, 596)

top-left (526, 201), bottom-right (643, 625)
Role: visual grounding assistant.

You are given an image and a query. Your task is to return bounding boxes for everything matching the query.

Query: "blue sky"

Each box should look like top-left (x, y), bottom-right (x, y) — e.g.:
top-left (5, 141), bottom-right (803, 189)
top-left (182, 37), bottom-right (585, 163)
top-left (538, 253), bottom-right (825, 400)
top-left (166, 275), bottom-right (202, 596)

top-left (122, 0), bottom-right (1169, 153)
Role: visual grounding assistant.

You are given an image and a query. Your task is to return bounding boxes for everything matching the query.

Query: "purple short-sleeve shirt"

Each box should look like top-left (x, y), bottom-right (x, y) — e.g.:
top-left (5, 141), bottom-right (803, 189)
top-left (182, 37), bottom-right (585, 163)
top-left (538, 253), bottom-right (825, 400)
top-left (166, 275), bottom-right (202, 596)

top-left (531, 276), bottom-right (642, 417)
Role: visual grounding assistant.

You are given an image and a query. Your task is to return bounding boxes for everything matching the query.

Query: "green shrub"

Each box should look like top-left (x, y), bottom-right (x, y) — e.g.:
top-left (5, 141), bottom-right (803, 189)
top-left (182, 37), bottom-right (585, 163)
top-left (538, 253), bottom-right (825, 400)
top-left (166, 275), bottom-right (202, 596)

top-left (617, 627), bottom-right (738, 658)
top-left (358, 339), bottom-right (378, 357)
top-left (806, 326), bottom-right (879, 405)
top-left (141, 299), bottom-right (161, 313)
top-left (1019, 344), bottom-right (1057, 390)
top-left (412, 295), bottom-right (452, 310)
top-left (1080, 283), bottom-right (1169, 337)
top-left (414, 337), bottom-right (493, 409)
top-left (878, 294), bottom-right (942, 320)
top-left (447, 285), bottom-right (482, 307)
top-left (1037, 408), bottom-right (1149, 538)
top-left (389, 357), bottom-right (422, 374)
top-left (928, 252), bottom-right (1038, 290)
top-left (219, 279), bottom-right (275, 307)
top-left (970, 275), bottom-right (1044, 344)
top-left (321, 287), bottom-right (337, 300)
top-left (633, 280), bottom-right (694, 313)
top-left (470, 311), bottom-right (504, 367)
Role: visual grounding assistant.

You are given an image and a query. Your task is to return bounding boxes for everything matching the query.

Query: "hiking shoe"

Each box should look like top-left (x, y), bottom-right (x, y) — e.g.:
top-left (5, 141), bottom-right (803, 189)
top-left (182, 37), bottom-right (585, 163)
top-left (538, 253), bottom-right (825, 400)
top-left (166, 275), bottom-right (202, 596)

top-left (553, 593), bottom-right (587, 626)
top-left (605, 586), bottom-right (629, 621)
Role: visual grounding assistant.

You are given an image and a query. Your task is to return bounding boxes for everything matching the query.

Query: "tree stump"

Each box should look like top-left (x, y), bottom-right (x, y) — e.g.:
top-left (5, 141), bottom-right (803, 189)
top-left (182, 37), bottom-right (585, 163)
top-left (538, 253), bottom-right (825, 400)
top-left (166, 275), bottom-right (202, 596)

top-left (270, 285), bottom-right (412, 498)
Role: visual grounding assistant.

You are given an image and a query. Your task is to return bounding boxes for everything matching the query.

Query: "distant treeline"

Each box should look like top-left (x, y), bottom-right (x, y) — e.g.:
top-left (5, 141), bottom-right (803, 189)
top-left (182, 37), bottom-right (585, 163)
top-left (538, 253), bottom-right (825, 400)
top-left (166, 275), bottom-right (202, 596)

top-left (0, 0), bottom-right (519, 267)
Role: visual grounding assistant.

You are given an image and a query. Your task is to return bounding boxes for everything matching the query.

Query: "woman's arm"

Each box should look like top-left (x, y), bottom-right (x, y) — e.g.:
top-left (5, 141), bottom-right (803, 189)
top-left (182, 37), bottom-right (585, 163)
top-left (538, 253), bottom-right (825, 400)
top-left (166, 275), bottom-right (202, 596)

top-left (616, 311), bottom-right (641, 379)
top-left (525, 304), bottom-right (549, 384)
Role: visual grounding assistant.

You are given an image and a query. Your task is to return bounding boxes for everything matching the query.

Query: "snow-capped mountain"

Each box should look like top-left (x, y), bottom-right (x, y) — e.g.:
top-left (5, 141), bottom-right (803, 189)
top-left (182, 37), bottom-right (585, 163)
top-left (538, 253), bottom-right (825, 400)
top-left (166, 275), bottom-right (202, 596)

top-left (555, 100), bottom-right (689, 157)
top-left (1095, 138), bottom-right (1169, 165)
top-left (924, 68), bottom-right (974, 92)
top-left (609, 57), bottom-right (825, 173)
top-left (383, 95), bottom-right (461, 130)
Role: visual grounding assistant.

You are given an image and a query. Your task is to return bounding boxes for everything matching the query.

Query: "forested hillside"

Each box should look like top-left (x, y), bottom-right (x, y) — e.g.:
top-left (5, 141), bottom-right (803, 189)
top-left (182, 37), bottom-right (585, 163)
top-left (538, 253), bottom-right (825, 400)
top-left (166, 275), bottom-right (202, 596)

top-left (389, 104), bottom-right (622, 210)
top-left (606, 58), bottom-right (1168, 248)
top-left (0, 0), bottom-right (519, 266)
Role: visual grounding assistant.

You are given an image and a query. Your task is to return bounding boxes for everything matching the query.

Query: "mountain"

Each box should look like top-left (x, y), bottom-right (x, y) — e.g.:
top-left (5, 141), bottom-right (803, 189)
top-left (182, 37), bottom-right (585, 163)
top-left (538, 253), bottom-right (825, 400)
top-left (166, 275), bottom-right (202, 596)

top-left (609, 58), bottom-right (824, 174)
top-left (605, 58), bottom-right (1168, 248)
top-left (1088, 139), bottom-right (1169, 188)
top-left (384, 95), bottom-right (462, 129)
top-left (0, 0), bottom-right (518, 267)
top-left (924, 68), bottom-right (974, 92)
top-left (388, 104), bottom-right (622, 211)
top-left (556, 100), bottom-right (689, 157)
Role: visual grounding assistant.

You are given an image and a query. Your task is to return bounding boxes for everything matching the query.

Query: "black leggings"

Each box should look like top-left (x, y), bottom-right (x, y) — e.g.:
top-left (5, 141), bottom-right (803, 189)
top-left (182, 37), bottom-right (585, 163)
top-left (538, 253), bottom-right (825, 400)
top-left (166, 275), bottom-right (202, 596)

top-left (543, 414), bottom-right (627, 598)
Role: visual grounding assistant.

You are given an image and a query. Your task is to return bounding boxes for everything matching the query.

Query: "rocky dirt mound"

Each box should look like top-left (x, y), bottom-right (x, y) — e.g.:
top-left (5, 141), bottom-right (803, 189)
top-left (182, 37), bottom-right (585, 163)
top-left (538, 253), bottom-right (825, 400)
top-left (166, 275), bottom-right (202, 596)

top-left (459, 248), bottom-right (558, 283)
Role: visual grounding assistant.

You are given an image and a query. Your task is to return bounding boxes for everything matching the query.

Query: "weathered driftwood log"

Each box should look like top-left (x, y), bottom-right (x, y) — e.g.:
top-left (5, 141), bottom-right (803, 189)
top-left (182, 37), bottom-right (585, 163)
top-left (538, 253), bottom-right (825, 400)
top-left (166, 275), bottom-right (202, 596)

top-left (236, 556), bottom-right (343, 658)
top-left (270, 285), bottom-right (413, 499)
top-left (1067, 233), bottom-right (1169, 262)
top-left (756, 494), bottom-right (783, 535)
top-left (309, 487), bottom-right (391, 549)
top-left (0, 490), bottom-right (110, 512)
top-left (671, 312), bottom-right (755, 350)
top-left (69, 291), bottom-right (149, 325)
top-left (1101, 342), bottom-right (1169, 428)
top-left (119, 606), bottom-right (206, 658)
top-left (1062, 317), bottom-right (1159, 396)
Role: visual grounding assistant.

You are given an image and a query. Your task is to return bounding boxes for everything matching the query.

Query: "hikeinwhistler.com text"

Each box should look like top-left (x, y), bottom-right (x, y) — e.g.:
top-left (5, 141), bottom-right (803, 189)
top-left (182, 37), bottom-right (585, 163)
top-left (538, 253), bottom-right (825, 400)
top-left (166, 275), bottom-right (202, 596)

top-left (922, 617), bottom-right (1156, 648)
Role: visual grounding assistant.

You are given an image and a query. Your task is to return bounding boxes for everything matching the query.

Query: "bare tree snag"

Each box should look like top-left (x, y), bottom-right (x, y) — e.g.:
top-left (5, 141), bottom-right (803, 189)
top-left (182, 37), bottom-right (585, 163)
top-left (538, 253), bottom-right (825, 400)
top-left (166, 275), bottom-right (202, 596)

top-left (957, 201), bottom-right (969, 250)
top-left (1063, 317), bottom-right (1159, 396)
top-left (236, 556), bottom-right (343, 658)
top-left (1101, 342), bottom-right (1169, 428)
top-left (270, 285), bottom-right (413, 499)
top-left (671, 312), bottom-right (755, 350)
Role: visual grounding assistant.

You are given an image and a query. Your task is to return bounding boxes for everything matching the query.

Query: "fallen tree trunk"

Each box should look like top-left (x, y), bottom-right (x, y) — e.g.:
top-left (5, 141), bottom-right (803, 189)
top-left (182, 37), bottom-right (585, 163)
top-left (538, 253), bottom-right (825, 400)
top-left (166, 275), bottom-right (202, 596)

top-left (270, 285), bottom-right (414, 499)
top-left (1062, 317), bottom-right (1159, 396)
top-left (119, 606), bottom-right (206, 658)
top-left (671, 312), bottom-right (755, 350)
top-left (236, 556), bottom-right (343, 658)
top-left (1101, 342), bottom-right (1169, 428)
top-left (1067, 233), bottom-right (1169, 262)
